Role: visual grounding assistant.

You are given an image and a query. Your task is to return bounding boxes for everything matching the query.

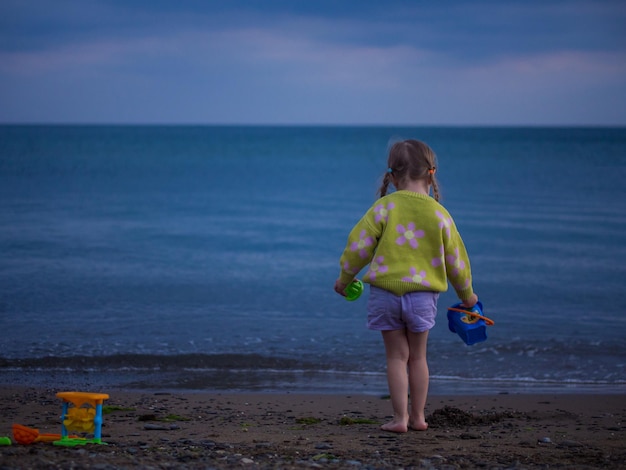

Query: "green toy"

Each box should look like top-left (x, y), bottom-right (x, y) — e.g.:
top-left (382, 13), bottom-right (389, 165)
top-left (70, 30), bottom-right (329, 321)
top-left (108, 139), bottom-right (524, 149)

top-left (345, 279), bottom-right (364, 301)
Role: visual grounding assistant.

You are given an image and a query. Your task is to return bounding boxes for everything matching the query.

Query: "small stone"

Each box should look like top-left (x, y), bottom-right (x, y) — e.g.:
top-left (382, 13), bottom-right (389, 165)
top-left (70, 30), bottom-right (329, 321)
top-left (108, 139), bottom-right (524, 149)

top-left (144, 423), bottom-right (170, 431)
top-left (558, 440), bottom-right (583, 448)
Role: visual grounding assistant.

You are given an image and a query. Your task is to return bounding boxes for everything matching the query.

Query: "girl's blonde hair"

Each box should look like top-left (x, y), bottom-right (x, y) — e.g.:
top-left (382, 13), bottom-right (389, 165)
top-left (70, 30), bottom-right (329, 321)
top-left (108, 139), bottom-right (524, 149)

top-left (378, 139), bottom-right (440, 201)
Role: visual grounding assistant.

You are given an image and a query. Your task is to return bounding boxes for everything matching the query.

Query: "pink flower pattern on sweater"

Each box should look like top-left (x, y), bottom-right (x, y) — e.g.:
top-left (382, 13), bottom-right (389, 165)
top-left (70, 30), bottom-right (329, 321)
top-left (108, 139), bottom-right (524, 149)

top-left (396, 222), bottom-right (424, 249)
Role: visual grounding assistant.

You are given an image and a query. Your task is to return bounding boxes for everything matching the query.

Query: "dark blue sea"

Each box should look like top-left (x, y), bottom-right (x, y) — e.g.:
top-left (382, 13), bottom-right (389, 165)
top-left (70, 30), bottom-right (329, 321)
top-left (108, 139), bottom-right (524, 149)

top-left (1, 125), bottom-right (625, 395)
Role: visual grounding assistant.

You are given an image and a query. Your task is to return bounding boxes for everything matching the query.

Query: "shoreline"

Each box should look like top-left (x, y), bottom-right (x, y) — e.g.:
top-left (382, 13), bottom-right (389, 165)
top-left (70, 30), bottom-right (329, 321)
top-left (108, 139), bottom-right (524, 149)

top-left (1, 367), bottom-right (624, 397)
top-left (1, 386), bottom-right (624, 469)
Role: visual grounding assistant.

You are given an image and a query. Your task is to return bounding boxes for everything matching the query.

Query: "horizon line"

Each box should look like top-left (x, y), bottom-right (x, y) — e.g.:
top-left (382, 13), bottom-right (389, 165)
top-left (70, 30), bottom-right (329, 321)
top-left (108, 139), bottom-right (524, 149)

top-left (1, 122), bottom-right (625, 129)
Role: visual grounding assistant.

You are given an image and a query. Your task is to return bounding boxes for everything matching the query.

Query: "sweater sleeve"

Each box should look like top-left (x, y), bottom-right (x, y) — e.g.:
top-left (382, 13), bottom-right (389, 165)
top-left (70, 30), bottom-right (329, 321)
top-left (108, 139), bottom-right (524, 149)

top-left (443, 217), bottom-right (475, 301)
top-left (338, 209), bottom-right (381, 285)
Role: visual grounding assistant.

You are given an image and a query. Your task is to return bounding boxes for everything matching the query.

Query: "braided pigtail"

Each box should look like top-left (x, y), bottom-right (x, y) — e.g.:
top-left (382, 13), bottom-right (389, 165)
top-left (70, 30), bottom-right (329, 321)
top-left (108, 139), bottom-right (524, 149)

top-left (431, 173), bottom-right (441, 202)
top-left (378, 171), bottom-right (393, 197)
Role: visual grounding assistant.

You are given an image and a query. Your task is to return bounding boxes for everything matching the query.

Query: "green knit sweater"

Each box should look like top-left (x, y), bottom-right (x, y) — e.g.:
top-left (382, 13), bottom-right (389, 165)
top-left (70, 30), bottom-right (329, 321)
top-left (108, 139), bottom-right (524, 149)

top-left (338, 190), bottom-right (474, 300)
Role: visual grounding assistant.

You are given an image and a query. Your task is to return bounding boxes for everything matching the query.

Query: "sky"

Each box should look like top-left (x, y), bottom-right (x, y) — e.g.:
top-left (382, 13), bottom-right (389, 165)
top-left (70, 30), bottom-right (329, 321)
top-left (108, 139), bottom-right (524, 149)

top-left (1, 0), bottom-right (625, 126)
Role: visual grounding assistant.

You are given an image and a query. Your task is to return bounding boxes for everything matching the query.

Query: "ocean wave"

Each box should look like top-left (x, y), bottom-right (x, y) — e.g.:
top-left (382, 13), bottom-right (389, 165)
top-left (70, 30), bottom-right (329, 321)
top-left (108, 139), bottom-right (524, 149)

top-left (0, 353), bottom-right (312, 371)
top-left (2, 353), bottom-right (625, 391)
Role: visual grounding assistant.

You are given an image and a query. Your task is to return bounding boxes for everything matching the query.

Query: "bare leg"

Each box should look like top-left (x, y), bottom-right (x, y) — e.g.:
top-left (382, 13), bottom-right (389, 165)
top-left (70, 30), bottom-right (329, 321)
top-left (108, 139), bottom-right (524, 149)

top-left (380, 329), bottom-right (410, 433)
top-left (407, 330), bottom-right (429, 430)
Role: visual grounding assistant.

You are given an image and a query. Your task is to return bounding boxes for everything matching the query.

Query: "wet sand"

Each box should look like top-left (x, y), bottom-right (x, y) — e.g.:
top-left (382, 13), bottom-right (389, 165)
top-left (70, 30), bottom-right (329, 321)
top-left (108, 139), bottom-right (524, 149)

top-left (1, 386), bottom-right (624, 469)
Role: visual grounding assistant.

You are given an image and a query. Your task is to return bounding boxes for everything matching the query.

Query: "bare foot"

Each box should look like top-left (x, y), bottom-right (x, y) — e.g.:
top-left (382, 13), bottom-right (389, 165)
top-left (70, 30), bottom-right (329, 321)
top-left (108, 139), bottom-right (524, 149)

top-left (408, 420), bottom-right (428, 431)
top-left (380, 419), bottom-right (408, 433)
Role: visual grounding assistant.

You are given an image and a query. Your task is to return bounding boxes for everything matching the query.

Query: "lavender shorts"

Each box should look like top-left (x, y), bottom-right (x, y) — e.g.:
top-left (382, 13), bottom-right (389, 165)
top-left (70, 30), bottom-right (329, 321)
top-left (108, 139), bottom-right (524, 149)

top-left (367, 286), bottom-right (439, 333)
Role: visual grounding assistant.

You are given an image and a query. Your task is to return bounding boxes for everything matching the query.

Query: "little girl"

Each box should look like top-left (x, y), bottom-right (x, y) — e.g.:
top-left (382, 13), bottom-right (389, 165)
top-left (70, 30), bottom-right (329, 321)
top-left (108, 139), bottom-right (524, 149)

top-left (334, 139), bottom-right (478, 433)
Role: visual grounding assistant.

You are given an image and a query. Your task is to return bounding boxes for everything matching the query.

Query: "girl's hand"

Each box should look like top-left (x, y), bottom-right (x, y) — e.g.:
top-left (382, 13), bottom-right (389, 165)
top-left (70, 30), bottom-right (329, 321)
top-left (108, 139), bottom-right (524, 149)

top-left (334, 279), bottom-right (348, 297)
top-left (461, 293), bottom-right (478, 308)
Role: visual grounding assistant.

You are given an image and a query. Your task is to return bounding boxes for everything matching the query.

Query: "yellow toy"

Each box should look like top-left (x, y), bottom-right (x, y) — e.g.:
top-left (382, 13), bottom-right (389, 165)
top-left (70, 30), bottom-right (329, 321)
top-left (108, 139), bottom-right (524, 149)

top-left (53, 392), bottom-right (109, 446)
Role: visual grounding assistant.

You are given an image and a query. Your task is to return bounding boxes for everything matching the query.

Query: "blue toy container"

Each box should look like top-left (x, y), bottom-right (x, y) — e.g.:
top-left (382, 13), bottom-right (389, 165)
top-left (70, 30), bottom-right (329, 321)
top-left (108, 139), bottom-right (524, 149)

top-left (447, 301), bottom-right (487, 345)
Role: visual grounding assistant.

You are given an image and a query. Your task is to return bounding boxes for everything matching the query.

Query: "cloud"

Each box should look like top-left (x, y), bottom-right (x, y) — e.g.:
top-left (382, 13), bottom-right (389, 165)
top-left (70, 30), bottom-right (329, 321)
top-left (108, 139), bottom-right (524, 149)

top-left (0, 0), bottom-right (624, 124)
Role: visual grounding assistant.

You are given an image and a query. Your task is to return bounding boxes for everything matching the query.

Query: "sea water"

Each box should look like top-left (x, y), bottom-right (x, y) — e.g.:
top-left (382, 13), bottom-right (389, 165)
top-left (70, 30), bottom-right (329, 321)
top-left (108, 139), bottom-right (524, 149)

top-left (1, 125), bottom-right (625, 394)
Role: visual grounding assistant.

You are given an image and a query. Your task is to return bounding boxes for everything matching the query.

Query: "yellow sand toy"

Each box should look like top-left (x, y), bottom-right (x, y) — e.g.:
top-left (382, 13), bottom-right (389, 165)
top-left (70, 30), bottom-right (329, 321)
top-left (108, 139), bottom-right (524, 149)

top-left (53, 392), bottom-right (109, 446)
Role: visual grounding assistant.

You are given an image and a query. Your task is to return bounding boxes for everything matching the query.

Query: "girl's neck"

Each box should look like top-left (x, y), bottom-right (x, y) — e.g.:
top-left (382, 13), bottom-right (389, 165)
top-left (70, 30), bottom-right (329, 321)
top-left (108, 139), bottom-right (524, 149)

top-left (396, 179), bottom-right (430, 196)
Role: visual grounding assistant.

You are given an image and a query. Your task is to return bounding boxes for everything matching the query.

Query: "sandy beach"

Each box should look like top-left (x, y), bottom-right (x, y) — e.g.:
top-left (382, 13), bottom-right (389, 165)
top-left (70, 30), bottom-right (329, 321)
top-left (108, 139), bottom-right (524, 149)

top-left (0, 386), bottom-right (624, 469)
